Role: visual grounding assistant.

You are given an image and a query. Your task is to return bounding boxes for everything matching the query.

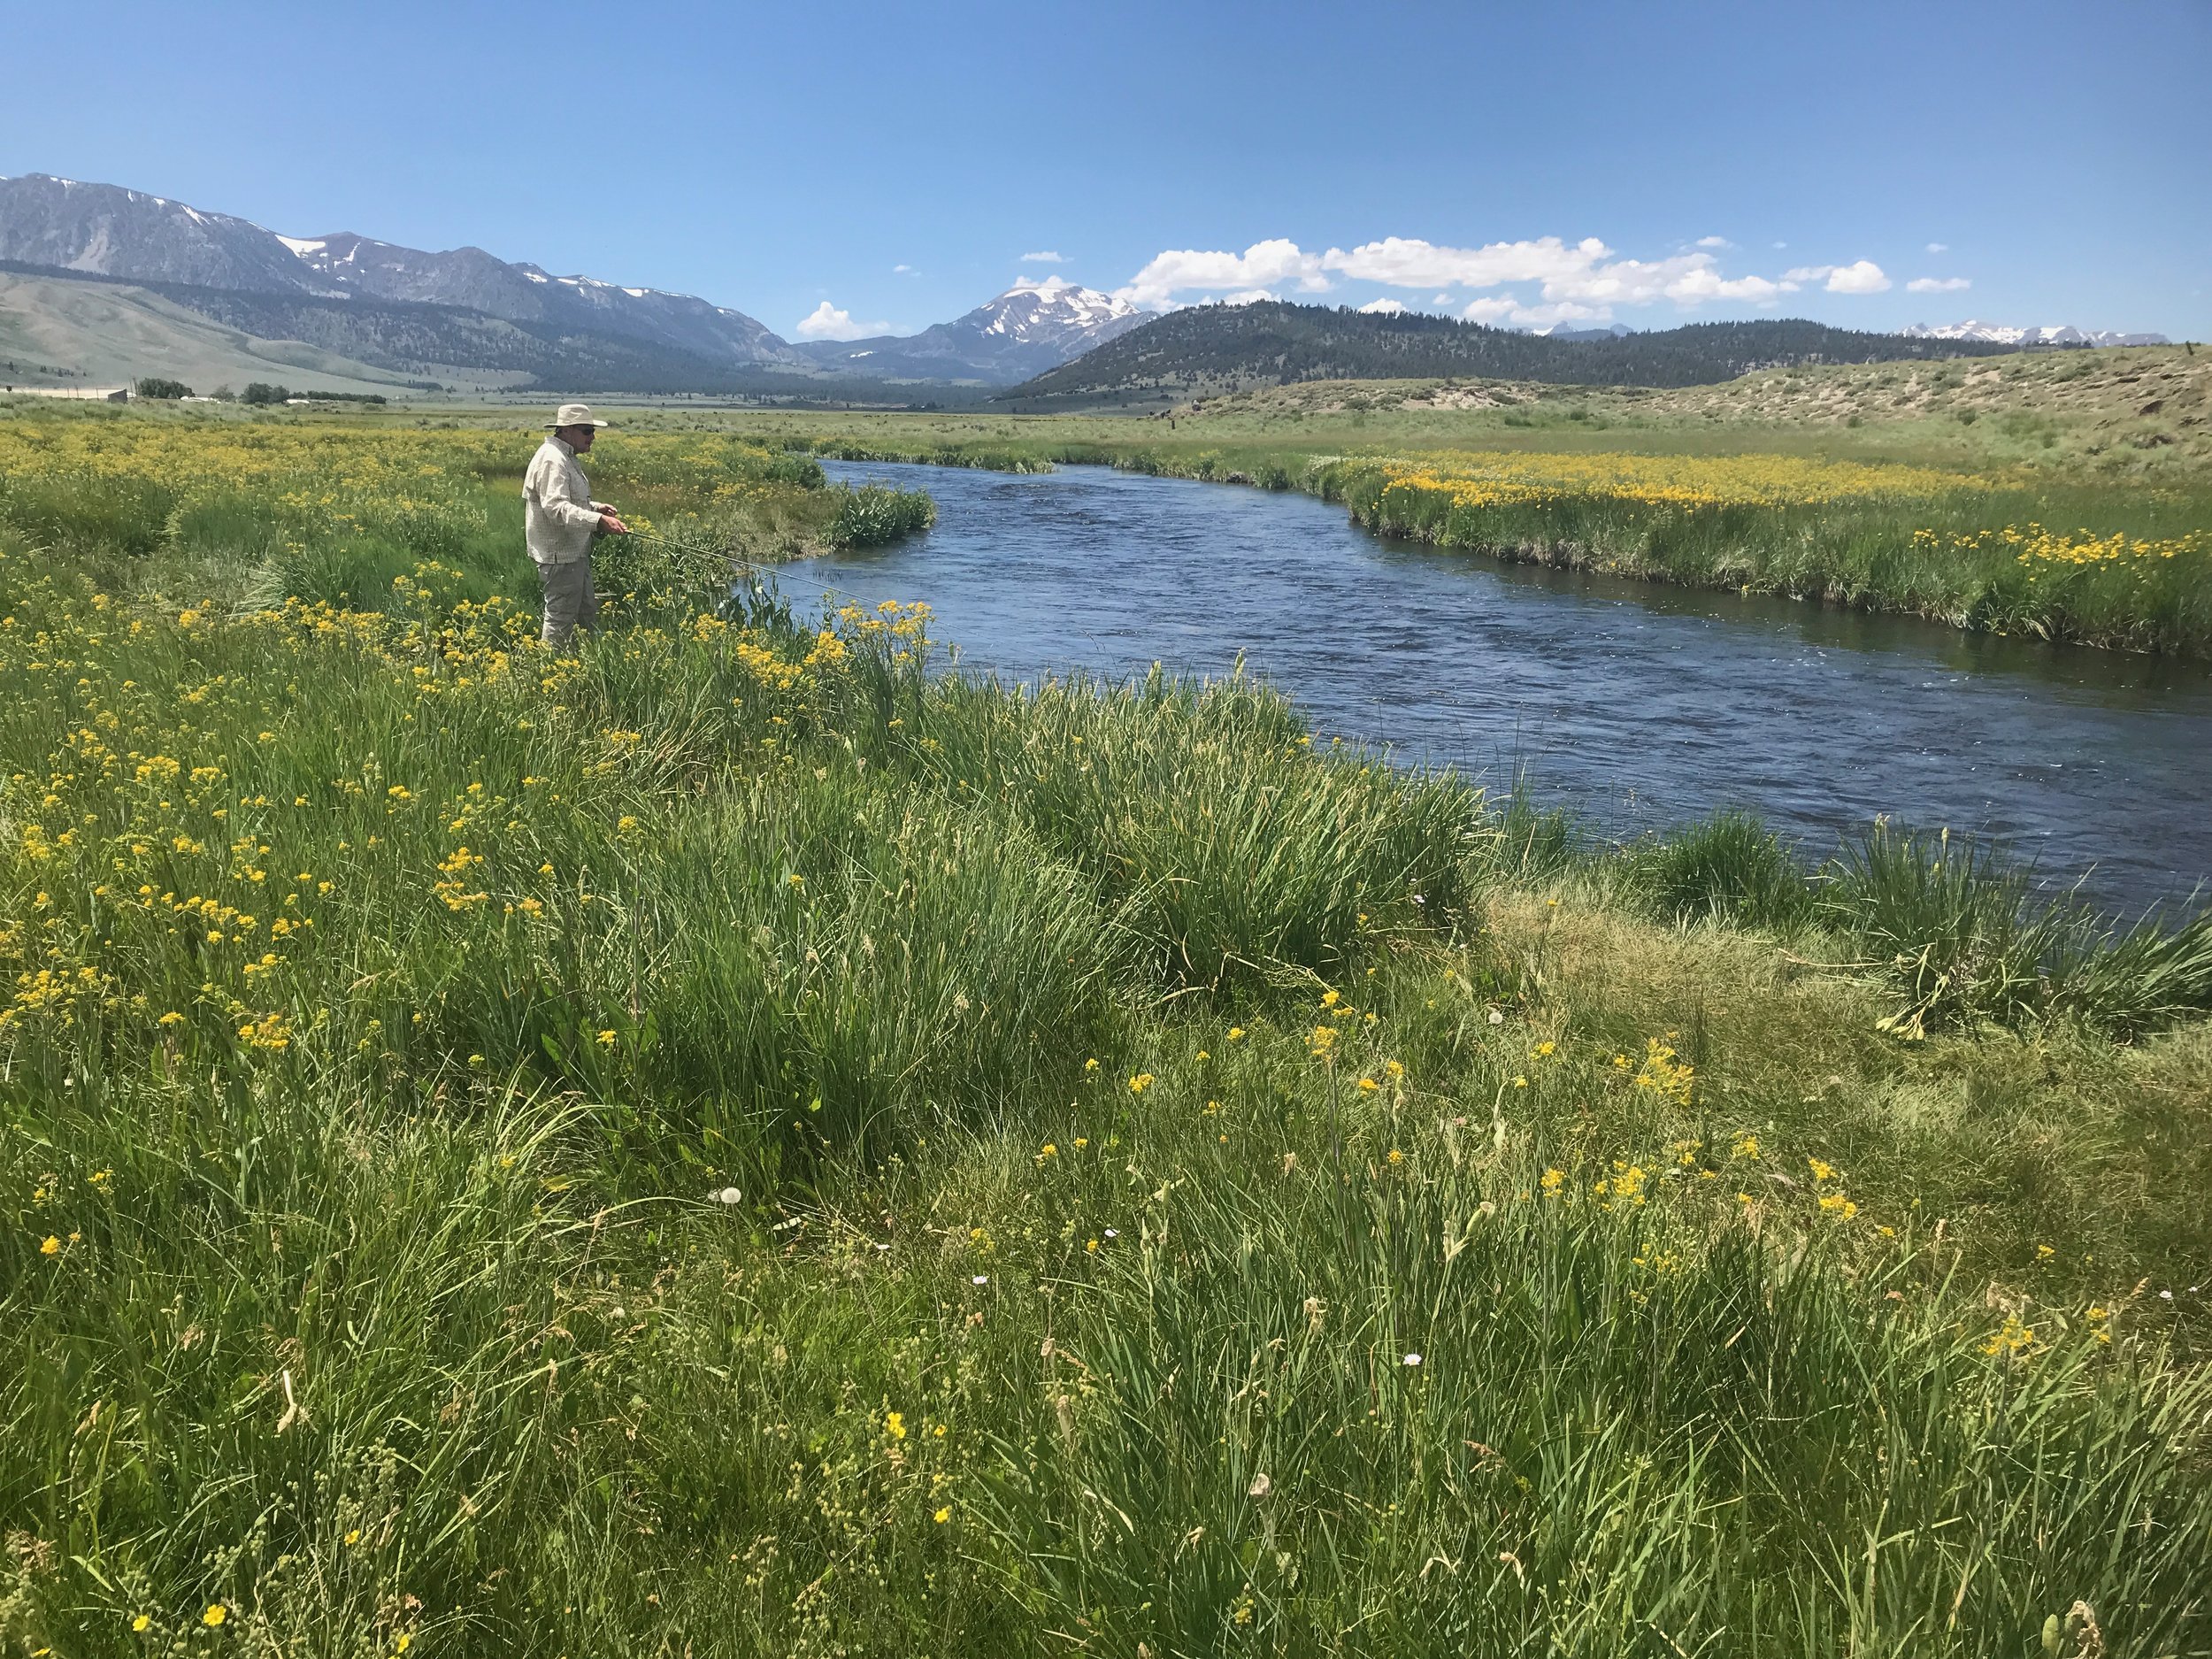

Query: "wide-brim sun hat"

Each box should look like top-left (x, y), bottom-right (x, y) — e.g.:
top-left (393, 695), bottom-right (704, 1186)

top-left (545, 403), bottom-right (611, 429)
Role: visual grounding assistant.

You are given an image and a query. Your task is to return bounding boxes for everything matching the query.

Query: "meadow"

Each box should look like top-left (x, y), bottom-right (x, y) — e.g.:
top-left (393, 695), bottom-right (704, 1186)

top-left (3, 400), bottom-right (2212, 1656)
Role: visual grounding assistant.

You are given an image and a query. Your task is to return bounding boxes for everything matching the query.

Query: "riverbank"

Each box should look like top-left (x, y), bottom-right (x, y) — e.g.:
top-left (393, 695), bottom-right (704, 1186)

top-left (4, 408), bottom-right (2212, 1653)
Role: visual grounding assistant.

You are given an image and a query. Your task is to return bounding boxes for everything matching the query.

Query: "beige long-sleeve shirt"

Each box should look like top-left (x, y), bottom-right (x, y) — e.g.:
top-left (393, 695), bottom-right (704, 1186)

top-left (522, 435), bottom-right (609, 567)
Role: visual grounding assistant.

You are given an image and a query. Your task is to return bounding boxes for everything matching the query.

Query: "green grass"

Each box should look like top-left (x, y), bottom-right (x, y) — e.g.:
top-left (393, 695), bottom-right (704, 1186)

top-left (3, 411), bottom-right (2211, 1655)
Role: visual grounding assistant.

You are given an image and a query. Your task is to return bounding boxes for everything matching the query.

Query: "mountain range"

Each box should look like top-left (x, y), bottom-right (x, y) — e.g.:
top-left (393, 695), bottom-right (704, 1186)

top-left (1900, 319), bottom-right (2171, 348)
top-left (0, 174), bottom-right (805, 373)
top-left (0, 173), bottom-right (1140, 394)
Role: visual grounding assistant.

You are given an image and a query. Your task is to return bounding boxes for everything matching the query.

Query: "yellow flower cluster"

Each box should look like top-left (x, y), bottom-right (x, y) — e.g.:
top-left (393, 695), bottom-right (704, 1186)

top-left (1913, 524), bottom-right (2207, 571)
top-left (1374, 449), bottom-right (1982, 515)
top-left (1632, 1036), bottom-right (1695, 1110)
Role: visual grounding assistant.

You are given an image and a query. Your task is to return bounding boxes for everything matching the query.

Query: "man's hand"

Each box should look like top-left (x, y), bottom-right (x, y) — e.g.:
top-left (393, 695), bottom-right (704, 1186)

top-left (598, 512), bottom-right (629, 535)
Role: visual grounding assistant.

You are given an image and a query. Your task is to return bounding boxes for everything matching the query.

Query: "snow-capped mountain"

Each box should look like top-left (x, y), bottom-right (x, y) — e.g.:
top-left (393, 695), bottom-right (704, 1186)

top-left (1901, 319), bottom-right (2170, 348)
top-left (793, 280), bottom-right (1147, 384)
top-left (0, 173), bottom-right (803, 366)
top-left (977, 280), bottom-right (1141, 348)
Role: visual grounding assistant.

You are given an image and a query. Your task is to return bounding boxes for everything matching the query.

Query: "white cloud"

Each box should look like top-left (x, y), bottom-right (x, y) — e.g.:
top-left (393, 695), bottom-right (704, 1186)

top-left (1824, 259), bottom-right (1891, 295)
top-left (1925, 242), bottom-right (1948, 254)
top-left (795, 300), bottom-right (895, 341)
top-left (1907, 275), bottom-right (1972, 293)
top-left (1220, 288), bottom-right (1279, 306)
top-left (1010, 274), bottom-right (1075, 295)
top-left (892, 263), bottom-right (915, 274)
top-left (1556, 252), bottom-right (1780, 307)
top-left (1324, 234), bottom-right (1613, 291)
top-left (1020, 250), bottom-right (1065, 264)
top-left (1463, 295), bottom-right (1613, 328)
top-left (1115, 233), bottom-right (1901, 320)
top-left (1460, 296), bottom-right (1619, 329)
top-left (1357, 297), bottom-right (1408, 314)
top-left (1783, 260), bottom-right (1891, 295)
top-left (1503, 299), bottom-right (1611, 328)
top-left (1115, 239), bottom-right (1330, 307)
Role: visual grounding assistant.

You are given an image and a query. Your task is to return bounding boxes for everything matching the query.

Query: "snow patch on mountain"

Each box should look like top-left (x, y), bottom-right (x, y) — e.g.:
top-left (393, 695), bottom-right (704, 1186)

top-left (1902, 319), bottom-right (2170, 348)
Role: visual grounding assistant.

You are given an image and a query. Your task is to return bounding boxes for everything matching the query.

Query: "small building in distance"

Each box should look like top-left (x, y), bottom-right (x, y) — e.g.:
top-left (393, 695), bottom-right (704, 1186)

top-left (2, 384), bottom-right (131, 400)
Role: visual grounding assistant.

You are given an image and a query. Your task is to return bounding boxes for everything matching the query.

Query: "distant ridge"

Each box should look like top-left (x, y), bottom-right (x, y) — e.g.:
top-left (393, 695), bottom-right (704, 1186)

top-left (1005, 302), bottom-right (2024, 403)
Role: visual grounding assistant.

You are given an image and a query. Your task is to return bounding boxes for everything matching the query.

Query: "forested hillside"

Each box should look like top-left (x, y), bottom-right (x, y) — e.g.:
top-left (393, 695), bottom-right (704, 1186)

top-left (1010, 303), bottom-right (2019, 403)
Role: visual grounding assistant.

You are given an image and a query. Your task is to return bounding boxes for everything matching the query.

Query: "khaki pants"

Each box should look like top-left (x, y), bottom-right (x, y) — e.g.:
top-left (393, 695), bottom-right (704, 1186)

top-left (536, 557), bottom-right (598, 648)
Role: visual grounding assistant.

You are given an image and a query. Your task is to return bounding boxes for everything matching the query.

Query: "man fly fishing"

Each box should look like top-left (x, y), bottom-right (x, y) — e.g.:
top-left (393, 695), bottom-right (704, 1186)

top-left (524, 403), bottom-right (629, 647)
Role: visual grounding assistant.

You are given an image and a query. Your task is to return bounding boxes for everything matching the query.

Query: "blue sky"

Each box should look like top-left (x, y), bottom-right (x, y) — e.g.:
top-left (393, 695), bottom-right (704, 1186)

top-left (3, 0), bottom-right (2206, 340)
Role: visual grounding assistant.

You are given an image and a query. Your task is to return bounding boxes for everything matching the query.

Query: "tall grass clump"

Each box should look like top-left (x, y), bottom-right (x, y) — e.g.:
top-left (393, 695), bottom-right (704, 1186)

top-left (1631, 810), bottom-right (1814, 930)
top-left (1620, 812), bottom-right (2212, 1037)
top-left (895, 668), bottom-right (1482, 993)
top-left (827, 480), bottom-right (937, 549)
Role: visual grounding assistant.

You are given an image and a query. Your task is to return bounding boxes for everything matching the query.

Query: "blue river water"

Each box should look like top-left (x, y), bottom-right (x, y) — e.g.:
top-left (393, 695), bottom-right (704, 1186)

top-left (806, 459), bottom-right (2212, 910)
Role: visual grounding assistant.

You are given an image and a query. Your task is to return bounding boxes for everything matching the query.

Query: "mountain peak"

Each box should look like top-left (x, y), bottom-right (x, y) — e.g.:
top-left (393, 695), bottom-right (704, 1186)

top-left (969, 280), bottom-right (1141, 342)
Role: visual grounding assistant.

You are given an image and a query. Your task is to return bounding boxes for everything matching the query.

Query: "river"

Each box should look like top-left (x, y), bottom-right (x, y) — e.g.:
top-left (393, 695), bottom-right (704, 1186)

top-left (809, 459), bottom-right (2212, 910)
